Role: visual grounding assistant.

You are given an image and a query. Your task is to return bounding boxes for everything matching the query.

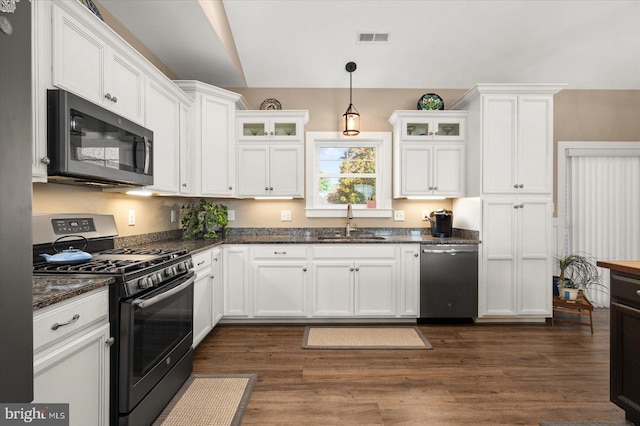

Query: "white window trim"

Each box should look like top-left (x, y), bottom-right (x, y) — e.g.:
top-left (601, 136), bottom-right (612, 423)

top-left (305, 131), bottom-right (392, 218)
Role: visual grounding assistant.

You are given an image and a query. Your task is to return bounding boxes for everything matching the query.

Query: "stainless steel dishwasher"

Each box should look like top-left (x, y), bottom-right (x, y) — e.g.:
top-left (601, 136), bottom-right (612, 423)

top-left (420, 244), bottom-right (478, 320)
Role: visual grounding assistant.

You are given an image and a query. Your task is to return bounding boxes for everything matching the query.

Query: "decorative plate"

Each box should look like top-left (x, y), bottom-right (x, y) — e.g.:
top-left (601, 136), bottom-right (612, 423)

top-left (260, 98), bottom-right (282, 110)
top-left (78, 0), bottom-right (104, 21)
top-left (417, 93), bottom-right (444, 110)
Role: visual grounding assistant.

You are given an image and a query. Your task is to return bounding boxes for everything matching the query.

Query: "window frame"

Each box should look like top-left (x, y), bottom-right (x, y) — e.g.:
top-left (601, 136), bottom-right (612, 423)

top-left (305, 131), bottom-right (392, 218)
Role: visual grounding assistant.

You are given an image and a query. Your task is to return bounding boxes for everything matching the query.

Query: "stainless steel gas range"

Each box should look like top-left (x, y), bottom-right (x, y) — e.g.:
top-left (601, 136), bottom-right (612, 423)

top-left (32, 214), bottom-right (194, 426)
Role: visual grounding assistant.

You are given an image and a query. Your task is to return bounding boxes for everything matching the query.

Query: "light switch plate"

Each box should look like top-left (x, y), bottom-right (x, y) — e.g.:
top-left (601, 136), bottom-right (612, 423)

top-left (281, 210), bottom-right (292, 221)
top-left (422, 210), bottom-right (430, 221)
top-left (128, 209), bottom-right (135, 226)
top-left (393, 210), bottom-right (405, 221)
top-left (228, 210), bottom-right (235, 221)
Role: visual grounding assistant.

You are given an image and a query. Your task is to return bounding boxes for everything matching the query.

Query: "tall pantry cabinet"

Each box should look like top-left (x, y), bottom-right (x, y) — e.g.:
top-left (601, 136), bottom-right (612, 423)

top-left (451, 84), bottom-right (565, 321)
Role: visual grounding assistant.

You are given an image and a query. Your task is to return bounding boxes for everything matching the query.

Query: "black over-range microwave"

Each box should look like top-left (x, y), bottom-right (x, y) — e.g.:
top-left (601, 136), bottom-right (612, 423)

top-left (47, 89), bottom-right (153, 187)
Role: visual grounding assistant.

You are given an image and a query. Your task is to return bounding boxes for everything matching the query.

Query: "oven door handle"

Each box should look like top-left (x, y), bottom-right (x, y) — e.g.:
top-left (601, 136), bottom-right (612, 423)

top-left (132, 274), bottom-right (195, 310)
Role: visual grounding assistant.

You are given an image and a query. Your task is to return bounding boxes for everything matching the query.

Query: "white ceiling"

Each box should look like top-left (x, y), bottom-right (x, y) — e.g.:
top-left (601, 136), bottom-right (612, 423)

top-left (98, 0), bottom-right (640, 90)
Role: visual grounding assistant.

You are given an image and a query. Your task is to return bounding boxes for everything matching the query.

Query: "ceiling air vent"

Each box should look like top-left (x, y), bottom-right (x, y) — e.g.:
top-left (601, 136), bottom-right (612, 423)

top-left (357, 32), bottom-right (390, 43)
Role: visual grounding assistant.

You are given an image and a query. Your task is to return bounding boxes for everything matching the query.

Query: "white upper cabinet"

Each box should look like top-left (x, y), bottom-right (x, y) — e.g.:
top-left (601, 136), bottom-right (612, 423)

top-left (175, 81), bottom-right (247, 198)
top-left (144, 79), bottom-right (192, 194)
top-left (482, 95), bottom-right (553, 194)
top-left (52, 5), bottom-right (144, 124)
top-left (390, 110), bottom-right (467, 198)
top-left (450, 84), bottom-right (564, 197)
top-left (236, 110), bottom-right (308, 198)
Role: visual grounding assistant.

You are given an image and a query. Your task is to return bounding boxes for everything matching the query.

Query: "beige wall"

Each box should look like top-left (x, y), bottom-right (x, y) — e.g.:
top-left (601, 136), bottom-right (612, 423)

top-left (32, 87), bottom-right (640, 235)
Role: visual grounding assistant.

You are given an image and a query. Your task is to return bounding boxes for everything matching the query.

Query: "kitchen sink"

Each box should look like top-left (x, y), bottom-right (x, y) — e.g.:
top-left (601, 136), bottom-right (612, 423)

top-left (316, 235), bottom-right (386, 241)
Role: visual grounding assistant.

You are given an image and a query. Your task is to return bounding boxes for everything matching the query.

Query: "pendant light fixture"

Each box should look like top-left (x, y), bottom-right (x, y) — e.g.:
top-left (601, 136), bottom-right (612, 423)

top-left (343, 61), bottom-right (360, 136)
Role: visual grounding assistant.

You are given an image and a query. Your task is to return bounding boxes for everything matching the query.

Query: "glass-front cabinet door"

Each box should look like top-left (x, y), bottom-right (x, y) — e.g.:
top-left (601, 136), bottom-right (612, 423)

top-left (401, 117), bottom-right (465, 141)
top-left (237, 114), bottom-right (304, 141)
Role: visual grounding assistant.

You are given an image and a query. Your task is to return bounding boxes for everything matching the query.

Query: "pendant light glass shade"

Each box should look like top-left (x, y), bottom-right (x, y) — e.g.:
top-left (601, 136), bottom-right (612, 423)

top-left (343, 104), bottom-right (360, 136)
top-left (343, 62), bottom-right (360, 136)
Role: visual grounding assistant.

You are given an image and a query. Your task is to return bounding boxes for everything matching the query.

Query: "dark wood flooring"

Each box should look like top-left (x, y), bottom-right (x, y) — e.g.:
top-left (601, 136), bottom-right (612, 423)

top-left (193, 309), bottom-right (625, 425)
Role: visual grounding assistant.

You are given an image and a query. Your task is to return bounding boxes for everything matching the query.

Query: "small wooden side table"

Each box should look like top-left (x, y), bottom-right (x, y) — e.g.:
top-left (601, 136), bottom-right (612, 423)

top-left (552, 292), bottom-right (594, 334)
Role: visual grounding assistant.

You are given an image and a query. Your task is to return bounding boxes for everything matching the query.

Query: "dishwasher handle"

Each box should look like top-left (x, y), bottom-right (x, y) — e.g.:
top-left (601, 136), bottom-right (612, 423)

top-left (422, 246), bottom-right (478, 254)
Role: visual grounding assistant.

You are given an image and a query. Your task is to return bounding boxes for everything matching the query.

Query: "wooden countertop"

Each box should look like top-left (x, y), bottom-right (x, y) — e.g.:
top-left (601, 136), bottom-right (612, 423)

top-left (596, 260), bottom-right (640, 276)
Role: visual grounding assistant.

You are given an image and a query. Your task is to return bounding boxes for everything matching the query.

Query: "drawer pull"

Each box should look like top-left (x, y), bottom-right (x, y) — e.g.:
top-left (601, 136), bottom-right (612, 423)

top-left (197, 260), bottom-right (206, 266)
top-left (51, 314), bottom-right (80, 330)
top-left (274, 251), bottom-right (287, 255)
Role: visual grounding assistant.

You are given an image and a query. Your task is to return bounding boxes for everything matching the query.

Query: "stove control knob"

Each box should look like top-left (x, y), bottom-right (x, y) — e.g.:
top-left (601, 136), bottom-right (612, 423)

top-left (186, 260), bottom-right (194, 270)
top-left (164, 266), bottom-right (176, 278)
top-left (151, 273), bottom-right (161, 285)
top-left (176, 262), bottom-right (187, 272)
top-left (138, 277), bottom-right (152, 289)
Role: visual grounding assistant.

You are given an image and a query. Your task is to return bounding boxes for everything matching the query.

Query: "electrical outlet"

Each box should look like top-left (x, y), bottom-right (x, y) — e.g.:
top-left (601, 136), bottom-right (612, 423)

top-left (128, 209), bottom-right (136, 226)
top-left (227, 210), bottom-right (235, 221)
top-left (281, 210), bottom-right (292, 222)
top-left (422, 210), bottom-right (430, 221)
top-left (393, 210), bottom-right (405, 221)
top-left (170, 210), bottom-right (177, 223)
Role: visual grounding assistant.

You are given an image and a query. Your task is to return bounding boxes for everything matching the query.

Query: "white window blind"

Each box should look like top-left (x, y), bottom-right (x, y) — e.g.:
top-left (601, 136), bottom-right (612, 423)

top-left (563, 143), bottom-right (640, 307)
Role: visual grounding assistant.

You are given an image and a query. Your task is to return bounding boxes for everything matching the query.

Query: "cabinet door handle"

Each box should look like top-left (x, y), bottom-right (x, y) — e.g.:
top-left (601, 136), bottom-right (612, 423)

top-left (519, 204), bottom-right (524, 208)
top-left (106, 337), bottom-right (115, 347)
top-left (51, 314), bottom-right (80, 330)
top-left (349, 267), bottom-right (354, 272)
top-left (228, 186), bottom-right (233, 190)
top-left (355, 267), bottom-right (360, 272)
top-left (414, 253), bottom-right (419, 257)
top-left (270, 131), bottom-right (274, 136)
top-left (302, 267), bottom-right (307, 272)
top-left (513, 184), bottom-right (519, 189)
top-left (269, 187), bottom-right (274, 191)
top-left (636, 290), bottom-right (640, 297)
top-left (40, 156), bottom-right (51, 165)
top-left (104, 93), bottom-right (112, 101)
top-left (433, 186), bottom-right (438, 191)
top-left (514, 205), bottom-right (520, 209)
top-left (428, 132), bottom-right (434, 136)
top-left (111, 96), bottom-right (118, 103)
top-left (265, 187), bottom-right (269, 191)
top-left (519, 184), bottom-right (524, 188)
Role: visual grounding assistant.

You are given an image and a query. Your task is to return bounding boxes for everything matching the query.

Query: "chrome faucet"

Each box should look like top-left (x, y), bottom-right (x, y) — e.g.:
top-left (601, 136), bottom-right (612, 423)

top-left (346, 203), bottom-right (357, 237)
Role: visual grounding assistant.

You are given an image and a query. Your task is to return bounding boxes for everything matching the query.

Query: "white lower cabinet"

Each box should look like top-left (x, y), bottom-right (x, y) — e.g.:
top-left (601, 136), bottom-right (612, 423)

top-left (251, 245), bottom-right (309, 317)
top-left (399, 245), bottom-right (421, 317)
top-left (192, 250), bottom-right (213, 348)
top-left (211, 248), bottom-right (224, 326)
top-left (192, 247), bottom-right (224, 347)
top-left (223, 245), bottom-right (251, 317)
top-left (312, 245), bottom-right (399, 318)
top-left (33, 288), bottom-right (111, 426)
top-left (481, 198), bottom-right (552, 318)
top-left (219, 244), bottom-right (420, 321)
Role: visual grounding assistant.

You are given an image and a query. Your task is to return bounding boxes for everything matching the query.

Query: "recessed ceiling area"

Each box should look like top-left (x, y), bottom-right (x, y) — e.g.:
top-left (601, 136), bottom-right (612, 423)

top-left (97, 0), bottom-right (640, 90)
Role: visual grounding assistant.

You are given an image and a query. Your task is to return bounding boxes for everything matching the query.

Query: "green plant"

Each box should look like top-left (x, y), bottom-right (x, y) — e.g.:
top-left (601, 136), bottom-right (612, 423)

top-left (181, 199), bottom-right (228, 240)
top-left (554, 253), bottom-right (603, 291)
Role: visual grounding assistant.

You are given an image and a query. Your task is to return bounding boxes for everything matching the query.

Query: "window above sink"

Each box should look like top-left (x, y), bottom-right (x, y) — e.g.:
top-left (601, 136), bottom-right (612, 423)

top-left (305, 132), bottom-right (392, 218)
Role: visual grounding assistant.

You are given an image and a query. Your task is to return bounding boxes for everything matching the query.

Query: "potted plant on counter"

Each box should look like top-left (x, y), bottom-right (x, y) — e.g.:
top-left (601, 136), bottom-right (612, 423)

top-left (554, 253), bottom-right (603, 301)
top-left (181, 199), bottom-right (229, 240)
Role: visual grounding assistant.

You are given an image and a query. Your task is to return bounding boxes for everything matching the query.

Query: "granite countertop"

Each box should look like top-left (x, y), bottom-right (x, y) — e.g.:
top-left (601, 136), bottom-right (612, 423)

top-left (33, 228), bottom-right (479, 310)
top-left (133, 233), bottom-right (480, 255)
top-left (33, 275), bottom-right (115, 311)
top-left (596, 260), bottom-right (640, 276)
